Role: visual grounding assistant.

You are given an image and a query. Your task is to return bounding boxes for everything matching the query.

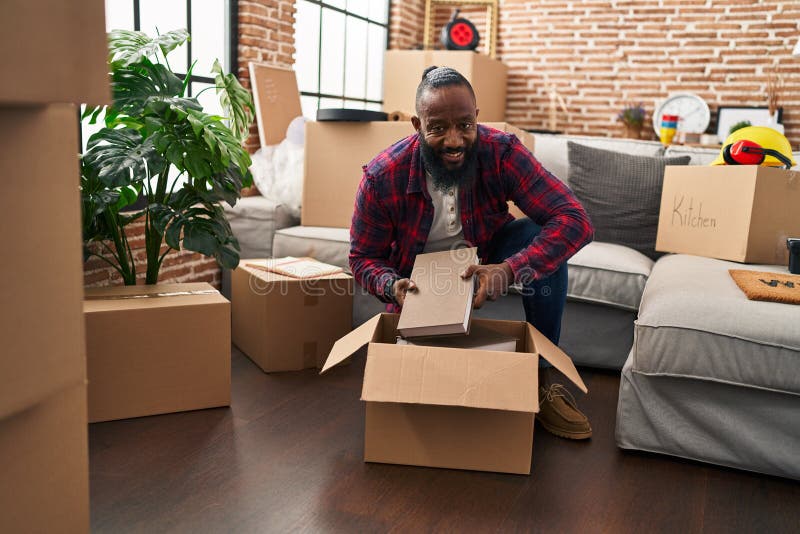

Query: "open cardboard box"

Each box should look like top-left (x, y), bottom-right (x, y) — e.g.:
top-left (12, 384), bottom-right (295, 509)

top-left (321, 314), bottom-right (587, 475)
top-left (656, 166), bottom-right (800, 264)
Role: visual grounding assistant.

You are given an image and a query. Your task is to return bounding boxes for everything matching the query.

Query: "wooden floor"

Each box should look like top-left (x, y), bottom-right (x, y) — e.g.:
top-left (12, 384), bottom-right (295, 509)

top-left (89, 347), bottom-right (800, 533)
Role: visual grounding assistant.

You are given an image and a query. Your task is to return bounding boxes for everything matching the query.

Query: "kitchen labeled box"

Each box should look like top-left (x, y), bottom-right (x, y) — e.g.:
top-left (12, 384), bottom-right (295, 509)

top-left (84, 283), bottom-right (231, 423)
top-left (321, 314), bottom-right (587, 475)
top-left (232, 261), bottom-right (354, 372)
top-left (656, 166), bottom-right (800, 264)
top-left (382, 50), bottom-right (507, 121)
top-left (303, 121), bottom-right (534, 228)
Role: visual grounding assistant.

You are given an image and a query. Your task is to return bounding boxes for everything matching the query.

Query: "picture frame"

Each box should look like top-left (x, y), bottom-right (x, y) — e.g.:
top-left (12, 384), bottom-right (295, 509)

top-left (716, 105), bottom-right (783, 139)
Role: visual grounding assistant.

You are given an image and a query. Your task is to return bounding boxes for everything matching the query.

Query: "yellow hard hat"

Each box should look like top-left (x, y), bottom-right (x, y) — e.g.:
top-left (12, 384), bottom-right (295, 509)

top-left (711, 126), bottom-right (796, 168)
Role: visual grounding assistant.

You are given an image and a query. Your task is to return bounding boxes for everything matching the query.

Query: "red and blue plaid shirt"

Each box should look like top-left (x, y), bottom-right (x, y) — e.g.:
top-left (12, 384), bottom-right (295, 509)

top-left (349, 124), bottom-right (593, 309)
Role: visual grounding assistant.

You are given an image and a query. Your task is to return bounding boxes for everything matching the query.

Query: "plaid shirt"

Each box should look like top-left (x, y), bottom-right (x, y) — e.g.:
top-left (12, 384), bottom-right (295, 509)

top-left (349, 124), bottom-right (594, 310)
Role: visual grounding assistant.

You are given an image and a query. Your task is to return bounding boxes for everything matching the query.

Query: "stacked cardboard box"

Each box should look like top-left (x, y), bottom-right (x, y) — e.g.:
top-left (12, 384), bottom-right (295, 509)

top-left (382, 51), bottom-right (508, 122)
top-left (248, 61), bottom-right (530, 229)
top-left (0, 1), bottom-right (109, 531)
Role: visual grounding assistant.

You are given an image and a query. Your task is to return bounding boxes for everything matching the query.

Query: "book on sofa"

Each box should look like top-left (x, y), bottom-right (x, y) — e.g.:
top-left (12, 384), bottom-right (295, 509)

top-left (397, 248), bottom-right (478, 338)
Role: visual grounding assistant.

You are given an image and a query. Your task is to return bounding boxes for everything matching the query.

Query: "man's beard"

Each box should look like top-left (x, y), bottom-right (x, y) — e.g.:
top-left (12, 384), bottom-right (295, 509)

top-left (419, 136), bottom-right (479, 191)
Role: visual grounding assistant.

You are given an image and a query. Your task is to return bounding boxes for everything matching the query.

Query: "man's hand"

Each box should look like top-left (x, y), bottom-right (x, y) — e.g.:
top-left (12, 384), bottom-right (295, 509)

top-left (461, 262), bottom-right (514, 309)
top-left (392, 278), bottom-right (417, 307)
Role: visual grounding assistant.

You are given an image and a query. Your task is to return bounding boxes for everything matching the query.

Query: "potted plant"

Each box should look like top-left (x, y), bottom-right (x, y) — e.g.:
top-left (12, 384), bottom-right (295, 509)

top-left (617, 102), bottom-right (646, 139)
top-left (81, 28), bottom-right (254, 285)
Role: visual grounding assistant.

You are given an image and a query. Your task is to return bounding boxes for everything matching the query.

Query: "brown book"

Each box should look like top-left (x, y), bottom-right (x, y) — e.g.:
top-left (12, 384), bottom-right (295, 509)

top-left (397, 247), bottom-right (478, 338)
top-left (396, 324), bottom-right (518, 353)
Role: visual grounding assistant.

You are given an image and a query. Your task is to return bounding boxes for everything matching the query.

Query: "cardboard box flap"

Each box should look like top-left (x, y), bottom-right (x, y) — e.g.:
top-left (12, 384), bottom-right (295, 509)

top-left (249, 62), bottom-right (303, 148)
top-left (360, 345), bottom-right (539, 413)
top-left (526, 325), bottom-right (587, 393)
top-left (320, 314), bottom-right (383, 374)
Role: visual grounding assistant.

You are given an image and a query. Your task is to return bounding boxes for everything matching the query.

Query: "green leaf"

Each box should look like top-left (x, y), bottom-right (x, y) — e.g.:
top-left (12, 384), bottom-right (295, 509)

top-left (183, 224), bottom-right (218, 257)
top-left (185, 109), bottom-right (252, 173)
top-left (216, 244), bottom-right (241, 270)
top-left (165, 218), bottom-right (184, 249)
top-left (112, 58), bottom-right (184, 116)
top-left (149, 125), bottom-right (215, 179)
top-left (154, 28), bottom-right (190, 58)
top-left (212, 60), bottom-right (255, 142)
top-left (115, 184), bottom-right (140, 210)
top-left (108, 28), bottom-right (189, 67)
top-left (108, 30), bottom-right (156, 67)
top-left (84, 129), bottom-right (163, 188)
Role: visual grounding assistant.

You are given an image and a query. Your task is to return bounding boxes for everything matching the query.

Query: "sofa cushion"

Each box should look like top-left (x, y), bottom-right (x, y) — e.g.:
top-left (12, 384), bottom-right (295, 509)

top-left (634, 254), bottom-right (800, 396)
top-left (532, 133), bottom-right (665, 185)
top-left (663, 144), bottom-right (719, 165)
top-left (272, 226), bottom-right (350, 268)
top-left (567, 142), bottom-right (691, 260)
top-left (567, 241), bottom-right (653, 311)
top-left (223, 196), bottom-right (298, 259)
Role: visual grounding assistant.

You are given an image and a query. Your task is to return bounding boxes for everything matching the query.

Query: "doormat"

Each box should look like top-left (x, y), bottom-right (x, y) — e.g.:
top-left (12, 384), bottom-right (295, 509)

top-left (729, 270), bottom-right (800, 305)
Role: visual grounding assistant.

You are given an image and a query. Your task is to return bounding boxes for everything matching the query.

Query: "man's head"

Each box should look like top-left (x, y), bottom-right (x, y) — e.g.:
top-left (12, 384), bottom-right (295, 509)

top-left (412, 66), bottom-right (479, 191)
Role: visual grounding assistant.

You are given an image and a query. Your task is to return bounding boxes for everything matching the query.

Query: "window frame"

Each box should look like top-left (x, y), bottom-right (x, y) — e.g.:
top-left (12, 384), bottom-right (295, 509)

top-left (295, 0), bottom-right (391, 112)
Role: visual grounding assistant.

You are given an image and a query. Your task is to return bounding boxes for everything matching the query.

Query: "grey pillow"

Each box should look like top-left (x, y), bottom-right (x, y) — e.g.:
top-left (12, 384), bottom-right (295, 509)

top-left (567, 142), bottom-right (691, 260)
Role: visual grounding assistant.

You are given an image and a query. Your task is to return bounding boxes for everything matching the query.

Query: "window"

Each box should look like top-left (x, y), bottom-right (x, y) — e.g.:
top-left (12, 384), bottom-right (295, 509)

top-left (293, 0), bottom-right (390, 119)
top-left (82, 0), bottom-right (236, 150)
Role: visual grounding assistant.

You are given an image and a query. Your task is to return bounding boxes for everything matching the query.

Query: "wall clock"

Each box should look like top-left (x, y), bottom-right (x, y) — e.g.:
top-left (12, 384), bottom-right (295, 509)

top-left (652, 93), bottom-right (711, 135)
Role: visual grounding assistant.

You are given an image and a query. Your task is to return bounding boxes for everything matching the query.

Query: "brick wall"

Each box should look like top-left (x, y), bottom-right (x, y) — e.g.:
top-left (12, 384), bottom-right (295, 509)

top-left (84, 0), bottom-right (295, 288)
top-left (394, 0), bottom-right (800, 144)
top-left (83, 219), bottom-right (222, 288)
top-left (389, 1), bottom-right (426, 50)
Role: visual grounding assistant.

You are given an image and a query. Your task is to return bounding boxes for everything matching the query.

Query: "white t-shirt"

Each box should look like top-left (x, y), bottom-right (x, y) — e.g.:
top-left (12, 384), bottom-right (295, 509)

top-left (423, 176), bottom-right (466, 253)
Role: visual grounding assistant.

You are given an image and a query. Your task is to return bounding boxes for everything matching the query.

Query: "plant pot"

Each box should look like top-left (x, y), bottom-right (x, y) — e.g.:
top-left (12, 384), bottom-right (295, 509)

top-left (621, 124), bottom-right (643, 139)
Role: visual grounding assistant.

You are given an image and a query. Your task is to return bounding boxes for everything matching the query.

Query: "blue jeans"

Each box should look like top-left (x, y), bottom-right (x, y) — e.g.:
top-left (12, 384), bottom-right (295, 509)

top-left (486, 217), bottom-right (568, 345)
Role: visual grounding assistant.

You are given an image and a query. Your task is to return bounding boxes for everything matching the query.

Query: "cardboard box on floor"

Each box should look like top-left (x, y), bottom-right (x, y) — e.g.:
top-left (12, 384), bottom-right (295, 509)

top-left (83, 283), bottom-right (231, 423)
top-left (0, 383), bottom-right (89, 534)
top-left (232, 261), bottom-right (353, 372)
top-left (656, 166), bottom-right (800, 264)
top-left (383, 50), bottom-right (508, 121)
top-left (303, 121), bottom-right (534, 228)
top-left (0, 0), bottom-right (109, 105)
top-left (321, 314), bottom-right (587, 475)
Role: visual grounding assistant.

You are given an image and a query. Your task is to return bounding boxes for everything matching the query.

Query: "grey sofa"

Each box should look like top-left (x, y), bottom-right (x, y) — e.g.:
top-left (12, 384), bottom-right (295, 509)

top-left (229, 133), bottom-right (800, 479)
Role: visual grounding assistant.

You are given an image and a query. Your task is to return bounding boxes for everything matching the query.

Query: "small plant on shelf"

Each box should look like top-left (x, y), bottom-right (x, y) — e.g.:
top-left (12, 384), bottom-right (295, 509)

top-left (81, 29), bottom-right (254, 285)
top-left (617, 102), bottom-right (646, 138)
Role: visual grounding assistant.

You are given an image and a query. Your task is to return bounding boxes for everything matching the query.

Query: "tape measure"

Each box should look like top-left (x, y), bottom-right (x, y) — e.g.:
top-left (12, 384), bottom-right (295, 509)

top-left (441, 9), bottom-right (479, 51)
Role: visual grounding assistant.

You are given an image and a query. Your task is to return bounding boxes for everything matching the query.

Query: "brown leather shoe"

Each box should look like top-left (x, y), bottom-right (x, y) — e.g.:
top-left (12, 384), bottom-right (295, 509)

top-left (536, 383), bottom-right (592, 440)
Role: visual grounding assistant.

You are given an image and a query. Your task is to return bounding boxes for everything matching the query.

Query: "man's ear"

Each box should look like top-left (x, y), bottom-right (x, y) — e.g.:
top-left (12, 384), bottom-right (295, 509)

top-left (475, 108), bottom-right (480, 121)
top-left (411, 116), bottom-right (421, 132)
